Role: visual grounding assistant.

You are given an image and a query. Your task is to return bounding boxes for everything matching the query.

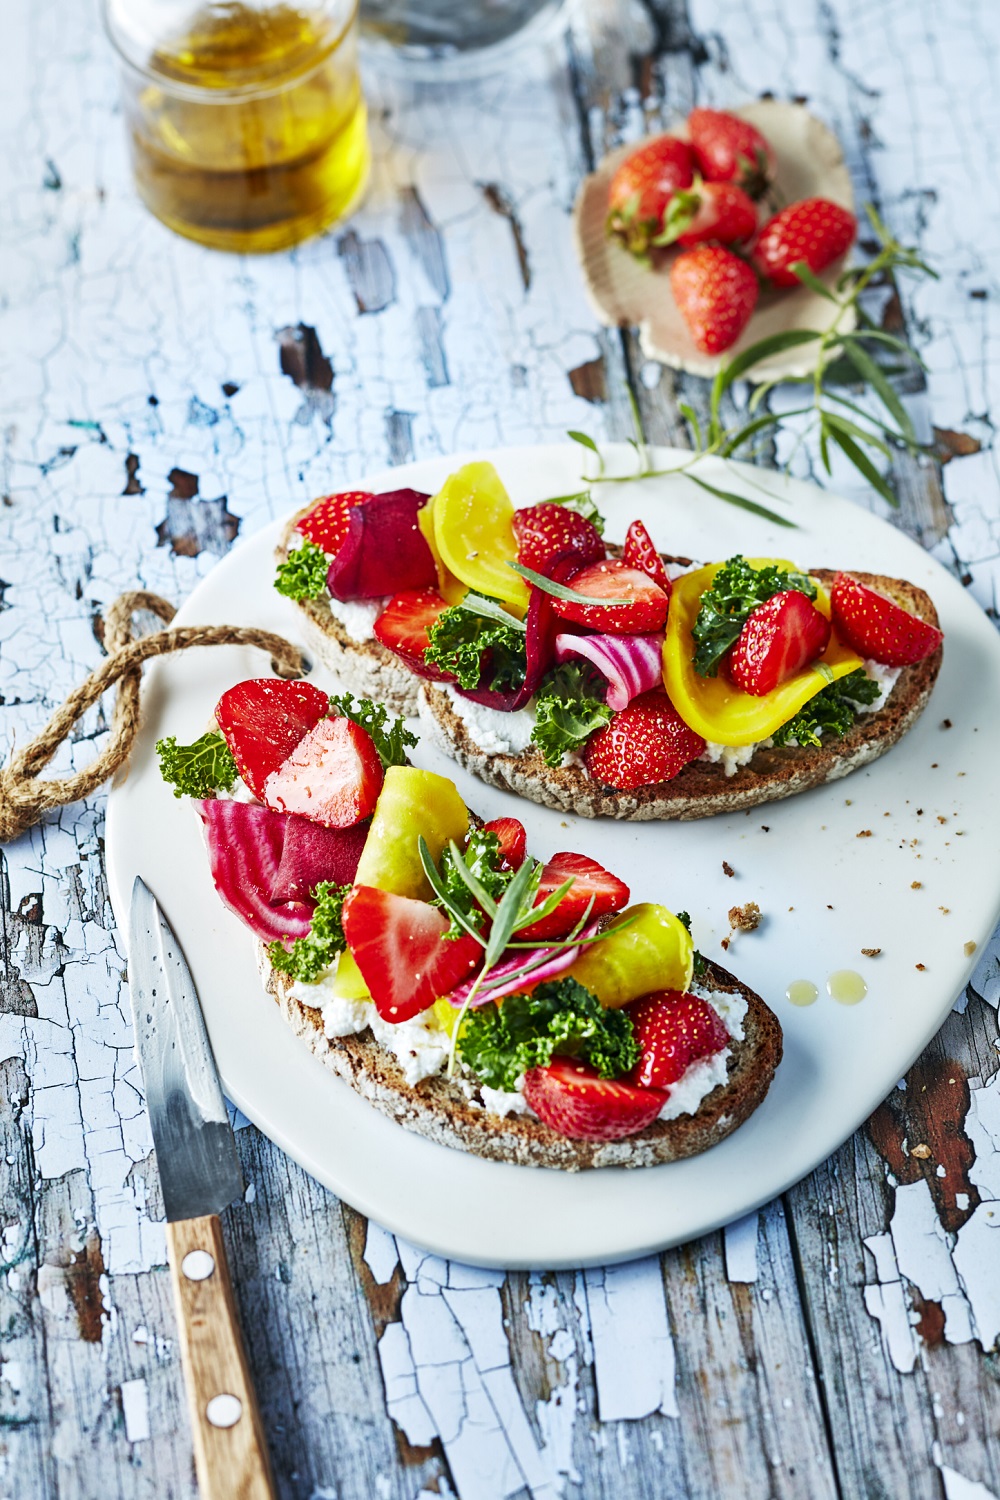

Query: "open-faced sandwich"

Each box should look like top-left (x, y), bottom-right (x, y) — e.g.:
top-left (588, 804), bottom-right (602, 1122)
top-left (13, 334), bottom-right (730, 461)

top-left (273, 461), bottom-right (943, 820)
top-left (157, 679), bottom-right (782, 1169)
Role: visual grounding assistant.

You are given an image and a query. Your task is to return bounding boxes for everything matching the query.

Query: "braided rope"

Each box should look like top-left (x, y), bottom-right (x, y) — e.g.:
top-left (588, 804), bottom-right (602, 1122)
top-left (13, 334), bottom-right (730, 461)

top-left (0, 591), bottom-right (303, 844)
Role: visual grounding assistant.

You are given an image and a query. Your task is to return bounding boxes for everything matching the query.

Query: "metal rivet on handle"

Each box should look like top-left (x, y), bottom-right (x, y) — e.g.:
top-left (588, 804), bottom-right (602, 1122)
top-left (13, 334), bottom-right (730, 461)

top-left (181, 1249), bottom-right (216, 1281)
top-left (206, 1393), bottom-right (243, 1428)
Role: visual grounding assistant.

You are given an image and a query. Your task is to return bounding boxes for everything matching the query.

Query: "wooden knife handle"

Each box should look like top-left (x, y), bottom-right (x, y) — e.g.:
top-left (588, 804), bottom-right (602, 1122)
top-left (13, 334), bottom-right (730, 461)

top-left (166, 1215), bottom-right (276, 1499)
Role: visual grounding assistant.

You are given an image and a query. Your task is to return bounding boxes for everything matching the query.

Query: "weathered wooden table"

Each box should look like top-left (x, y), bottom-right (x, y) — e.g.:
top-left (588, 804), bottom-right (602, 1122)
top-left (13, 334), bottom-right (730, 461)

top-left (3, 0), bottom-right (1000, 1495)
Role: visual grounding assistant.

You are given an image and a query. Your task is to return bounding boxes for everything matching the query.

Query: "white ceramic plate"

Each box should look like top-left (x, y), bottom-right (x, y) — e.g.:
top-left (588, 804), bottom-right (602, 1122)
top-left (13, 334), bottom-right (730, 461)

top-left (106, 444), bottom-right (1000, 1269)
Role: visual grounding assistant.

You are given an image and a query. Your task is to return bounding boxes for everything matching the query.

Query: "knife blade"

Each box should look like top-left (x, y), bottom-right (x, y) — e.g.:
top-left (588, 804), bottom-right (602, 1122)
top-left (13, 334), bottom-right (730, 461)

top-left (127, 876), bottom-right (274, 1499)
top-left (128, 875), bottom-right (244, 1222)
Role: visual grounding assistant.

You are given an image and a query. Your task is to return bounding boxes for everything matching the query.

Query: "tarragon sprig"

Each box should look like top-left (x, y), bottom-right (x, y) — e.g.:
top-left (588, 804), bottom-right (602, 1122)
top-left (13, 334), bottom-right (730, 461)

top-left (417, 835), bottom-right (633, 1076)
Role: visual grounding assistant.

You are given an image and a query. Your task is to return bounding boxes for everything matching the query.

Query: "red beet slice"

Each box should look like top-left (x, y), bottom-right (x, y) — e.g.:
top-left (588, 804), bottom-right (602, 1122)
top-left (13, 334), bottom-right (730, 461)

top-left (270, 815), bottom-right (370, 905)
top-left (456, 551), bottom-right (577, 711)
top-left (326, 488), bottom-right (436, 601)
top-left (198, 800), bottom-right (314, 943)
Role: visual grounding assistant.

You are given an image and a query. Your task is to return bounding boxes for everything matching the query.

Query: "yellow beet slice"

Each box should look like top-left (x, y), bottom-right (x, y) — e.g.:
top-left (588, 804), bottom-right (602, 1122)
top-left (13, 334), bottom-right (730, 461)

top-left (567, 903), bottom-right (693, 1008)
top-left (417, 498), bottom-right (465, 605)
top-left (663, 560), bottom-right (863, 747)
top-left (432, 462), bottom-right (529, 615)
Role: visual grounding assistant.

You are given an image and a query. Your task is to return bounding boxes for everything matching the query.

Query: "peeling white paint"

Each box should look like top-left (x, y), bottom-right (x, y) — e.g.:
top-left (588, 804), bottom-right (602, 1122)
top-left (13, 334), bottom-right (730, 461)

top-left (724, 1212), bottom-right (760, 1284)
top-left (583, 1259), bottom-right (678, 1421)
top-left (120, 1378), bottom-right (150, 1444)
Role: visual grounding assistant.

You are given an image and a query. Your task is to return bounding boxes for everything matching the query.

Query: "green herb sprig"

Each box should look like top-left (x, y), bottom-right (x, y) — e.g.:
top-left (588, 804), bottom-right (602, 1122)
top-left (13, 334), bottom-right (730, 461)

top-left (156, 731), bottom-right (238, 798)
top-left (274, 539), bottom-right (329, 602)
top-left (424, 600), bottom-right (528, 691)
top-left (329, 693), bottom-right (417, 768)
top-left (691, 555), bottom-right (817, 677)
top-left (771, 667), bottom-right (882, 748)
top-left (531, 661), bottom-right (612, 767)
top-left (268, 881), bottom-right (350, 984)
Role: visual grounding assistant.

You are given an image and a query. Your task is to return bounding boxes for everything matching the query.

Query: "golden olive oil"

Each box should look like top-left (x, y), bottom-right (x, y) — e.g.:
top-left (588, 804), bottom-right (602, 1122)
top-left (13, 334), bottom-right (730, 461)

top-left (122, 3), bottom-right (369, 252)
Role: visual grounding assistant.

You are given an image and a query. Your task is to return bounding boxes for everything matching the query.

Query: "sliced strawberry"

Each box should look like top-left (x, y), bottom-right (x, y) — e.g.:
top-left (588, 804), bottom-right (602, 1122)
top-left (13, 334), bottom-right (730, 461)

top-left (297, 490), bottom-right (372, 556)
top-left (342, 886), bottom-right (481, 1022)
top-left (523, 1058), bottom-right (666, 1141)
top-left (627, 990), bottom-right (729, 1089)
top-left (520, 851), bottom-right (630, 942)
top-left (263, 718), bottom-right (384, 828)
top-left (752, 198), bottom-right (856, 288)
top-left (584, 690), bottom-right (706, 792)
top-left (374, 589), bottom-right (454, 681)
top-left (553, 559), bottom-right (669, 635)
top-left (512, 503), bottom-right (606, 575)
top-left (216, 679), bottom-right (330, 800)
top-left (831, 573), bottom-right (943, 666)
top-left (728, 590), bottom-right (831, 696)
top-left (670, 244), bottom-right (759, 356)
top-left (687, 108), bottom-right (776, 199)
top-left (622, 519), bottom-right (672, 595)
top-left (482, 816), bottom-right (527, 871)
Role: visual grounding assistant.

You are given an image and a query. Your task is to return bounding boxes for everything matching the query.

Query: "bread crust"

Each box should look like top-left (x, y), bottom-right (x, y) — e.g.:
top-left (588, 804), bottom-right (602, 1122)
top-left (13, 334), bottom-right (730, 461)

top-left (258, 943), bottom-right (783, 1170)
top-left (417, 570), bottom-right (942, 820)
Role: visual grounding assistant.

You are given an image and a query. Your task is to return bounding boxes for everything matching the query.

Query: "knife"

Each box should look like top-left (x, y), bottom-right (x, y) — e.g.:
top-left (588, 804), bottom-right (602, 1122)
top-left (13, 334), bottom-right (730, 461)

top-left (128, 876), bottom-right (275, 1499)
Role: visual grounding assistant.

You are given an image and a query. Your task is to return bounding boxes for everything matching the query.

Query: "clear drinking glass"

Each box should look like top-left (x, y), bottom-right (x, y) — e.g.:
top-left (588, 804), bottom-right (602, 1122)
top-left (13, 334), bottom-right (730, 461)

top-left (104, 0), bottom-right (370, 252)
top-left (359, 0), bottom-right (567, 77)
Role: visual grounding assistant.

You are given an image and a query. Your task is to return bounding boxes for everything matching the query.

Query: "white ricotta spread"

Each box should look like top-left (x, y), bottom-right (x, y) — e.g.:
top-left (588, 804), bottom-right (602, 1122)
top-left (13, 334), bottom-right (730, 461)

top-left (656, 982), bottom-right (748, 1122)
top-left (326, 593), bottom-right (387, 643)
top-left (699, 738), bottom-right (773, 778)
top-left (445, 688), bottom-right (537, 755)
top-left (479, 1080), bottom-right (533, 1119)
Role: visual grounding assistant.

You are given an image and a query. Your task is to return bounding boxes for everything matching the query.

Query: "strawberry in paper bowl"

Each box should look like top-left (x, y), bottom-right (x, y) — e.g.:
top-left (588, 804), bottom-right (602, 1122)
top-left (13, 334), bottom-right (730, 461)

top-left (156, 678), bottom-right (782, 1168)
top-left (272, 462), bottom-right (943, 821)
top-left (573, 99), bottom-right (859, 379)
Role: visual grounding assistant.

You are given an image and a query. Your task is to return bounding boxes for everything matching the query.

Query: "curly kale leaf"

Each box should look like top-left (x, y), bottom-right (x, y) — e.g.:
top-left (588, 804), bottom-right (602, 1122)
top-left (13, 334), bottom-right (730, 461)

top-left (456, 977), bottom-right (639, 1093)
top-left (329, 692), bottom-right (417, 768)
top-left (424, 604), bottom-right (528, 691)
top-left (267, 881), bottom-right (351, 984)
top-left (435, 829), bottom-right (514, 940)
top-left (156, 732), bottom-right (238, 799)
top-left (530, 661), bottom-right (612, 768)
top-left (771, 668), bottom-right (882, 749)
top-left (274, 540), bottom-right (330, 602)
top-left (692, 554), bottom-right (817, 677)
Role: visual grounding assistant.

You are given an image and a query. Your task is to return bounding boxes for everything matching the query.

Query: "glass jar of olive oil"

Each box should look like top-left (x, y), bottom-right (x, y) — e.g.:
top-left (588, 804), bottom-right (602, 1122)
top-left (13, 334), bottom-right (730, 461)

top-left (104, 0), bottom-right (369, 252)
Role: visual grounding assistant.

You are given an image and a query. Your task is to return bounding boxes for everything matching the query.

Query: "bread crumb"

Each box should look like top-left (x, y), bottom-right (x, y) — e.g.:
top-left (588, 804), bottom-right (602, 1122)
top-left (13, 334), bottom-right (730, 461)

top-left (910, 1143), bottom-right (932, 1160)
top-left (857, 830), bottom-right (873, 838)
top-left (861, 948), bottom-right (882, 958)
top-left (722, 860), bottom-right (735, 878)
top-left (728, 902), bottom-right (761, 934)
top-left (827, 904), bottom-right (834, 910)
top-left (938, 815), bottom-right (948, 824)
top-left (845, 799), bottom-right (852, 805)
top-left (941, 719), bottom-right (952, 729)
top-left (720, 936), bottom-right (730, 951)
top-left (761, 825), bottom-right (770, 833)
top-left (940, 907), bottom-right (951, 915)
top-left (917, 808), bottom-right (924, 816)
top-left (964, 940), bottom-right (978, 957)
top-left (911, 881), bottom-right (922, 889)
top-left (931, 762), bottom-right (939, 768)
top-left (915, 963), bottom-right (927, 971)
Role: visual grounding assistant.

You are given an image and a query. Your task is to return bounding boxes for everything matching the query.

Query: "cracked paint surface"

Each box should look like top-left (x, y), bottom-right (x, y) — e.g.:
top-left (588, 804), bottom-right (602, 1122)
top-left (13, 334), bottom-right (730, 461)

top-left (3, 0), bottom-right (1000, 1494)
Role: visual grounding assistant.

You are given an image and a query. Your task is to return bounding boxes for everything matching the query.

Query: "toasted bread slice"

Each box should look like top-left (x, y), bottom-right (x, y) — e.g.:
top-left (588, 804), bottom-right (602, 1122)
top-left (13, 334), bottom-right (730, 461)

top-left (257, 943), bottom-right (782, 1170)
top-left (277, 507), bottom-right (420, 716)
top-left (416, 570), bottom-right (942, 820)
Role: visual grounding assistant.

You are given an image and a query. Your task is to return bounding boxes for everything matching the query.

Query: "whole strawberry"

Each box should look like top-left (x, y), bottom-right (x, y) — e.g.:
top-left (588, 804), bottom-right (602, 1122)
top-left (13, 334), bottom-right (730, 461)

top-left (670, 245), bottom-right (759, 355)
top-left (584, 689), bottom-right (706, 791)
top-left (687, 108), bottom-right (776, 199)
top-left (658, 180), bottom-right (758, 250)
top-left (607, 134), bottom-right (696, 259)
top-left (512, 502), bottom-right (605, 575)
top-left (753, 198), bottom-right (856, 288)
